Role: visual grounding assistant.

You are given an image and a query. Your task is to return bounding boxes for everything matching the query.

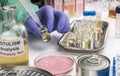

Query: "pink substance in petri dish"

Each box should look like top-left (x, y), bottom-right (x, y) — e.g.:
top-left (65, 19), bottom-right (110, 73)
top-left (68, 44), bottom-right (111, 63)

top-left (35, 55), bottom-right (74, 75)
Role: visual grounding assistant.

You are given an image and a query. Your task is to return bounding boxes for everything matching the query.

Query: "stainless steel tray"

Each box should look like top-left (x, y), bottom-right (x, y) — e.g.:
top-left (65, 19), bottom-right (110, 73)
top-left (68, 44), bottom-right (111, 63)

top-left (58, 20), bottom-right (108, 53)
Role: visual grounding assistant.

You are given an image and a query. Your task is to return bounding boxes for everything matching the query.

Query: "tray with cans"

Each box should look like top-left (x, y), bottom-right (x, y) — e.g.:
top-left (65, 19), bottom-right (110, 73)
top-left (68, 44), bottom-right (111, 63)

top-left (58, 20), bottom-right (108, 52)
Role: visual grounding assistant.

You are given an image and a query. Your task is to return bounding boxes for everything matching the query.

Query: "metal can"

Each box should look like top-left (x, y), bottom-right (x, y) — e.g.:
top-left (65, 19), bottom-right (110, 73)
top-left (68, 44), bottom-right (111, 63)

top-left (76, 54), bottom-right (110, 76)
top-left (0, 66), bottom-right (53, 76)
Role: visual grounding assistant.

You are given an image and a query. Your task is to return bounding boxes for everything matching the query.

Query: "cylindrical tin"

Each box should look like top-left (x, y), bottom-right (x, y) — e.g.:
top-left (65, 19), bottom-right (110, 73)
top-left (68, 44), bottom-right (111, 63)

top-left (0, 66), bottom-right (53, 76)
top-left (76, 54), bottom-right (110, 76)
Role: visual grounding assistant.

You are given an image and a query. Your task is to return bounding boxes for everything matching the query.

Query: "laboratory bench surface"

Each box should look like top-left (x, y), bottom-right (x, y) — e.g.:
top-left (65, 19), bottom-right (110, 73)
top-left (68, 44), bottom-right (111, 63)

top-left (28, 12), bottom-right (119, 76)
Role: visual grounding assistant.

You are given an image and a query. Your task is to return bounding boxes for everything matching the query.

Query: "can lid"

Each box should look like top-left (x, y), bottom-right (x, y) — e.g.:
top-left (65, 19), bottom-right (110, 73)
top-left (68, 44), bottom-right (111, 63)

top-left (89, 10), bottom-right (96, 16)
top-left (0, 66), bottom-right (53, 76)
top-left (77, 54), bottom-right (110, 70)
top-left (116, 6), bottom-right (120, 14)
top-left (83, 11), bottom-right (89, 16)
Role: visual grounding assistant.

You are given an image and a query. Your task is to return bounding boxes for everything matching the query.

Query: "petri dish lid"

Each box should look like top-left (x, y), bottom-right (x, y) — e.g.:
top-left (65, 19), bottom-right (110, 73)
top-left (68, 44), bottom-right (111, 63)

top-left (34, 52), bottom-right (74, 75)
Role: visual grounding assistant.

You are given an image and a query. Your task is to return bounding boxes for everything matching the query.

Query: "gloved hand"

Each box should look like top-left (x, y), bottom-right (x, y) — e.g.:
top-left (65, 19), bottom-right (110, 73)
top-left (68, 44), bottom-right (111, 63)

top-left (24, 5), bottom-right (70, 38)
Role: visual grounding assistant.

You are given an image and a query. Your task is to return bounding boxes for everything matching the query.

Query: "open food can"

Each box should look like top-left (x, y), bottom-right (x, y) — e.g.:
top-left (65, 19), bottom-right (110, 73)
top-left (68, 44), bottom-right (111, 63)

top-left (76, 54), bottom-right (110, 76)
top-left (0, 66), bottom-right (53, 76)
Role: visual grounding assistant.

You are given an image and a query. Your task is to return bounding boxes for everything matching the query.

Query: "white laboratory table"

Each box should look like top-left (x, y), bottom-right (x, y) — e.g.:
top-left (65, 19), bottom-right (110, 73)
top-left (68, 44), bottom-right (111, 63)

top-left (28, 11), bottom-right (119, 76)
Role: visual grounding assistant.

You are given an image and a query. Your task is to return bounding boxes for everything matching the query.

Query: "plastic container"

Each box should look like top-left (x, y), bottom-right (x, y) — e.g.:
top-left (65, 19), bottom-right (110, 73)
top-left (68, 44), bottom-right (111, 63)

top-left (83, 11), bottom-right (90, 21)
top-left (89, 10), bottom-right (96, 22)
top-left (85, 0), bottom-right (95, 11)
top-left (34, 52), bottom-right (74, 76)
top-left (89, 10), bottom-right (96, 31)
top-left (76, 0), bottom-right (85, 17)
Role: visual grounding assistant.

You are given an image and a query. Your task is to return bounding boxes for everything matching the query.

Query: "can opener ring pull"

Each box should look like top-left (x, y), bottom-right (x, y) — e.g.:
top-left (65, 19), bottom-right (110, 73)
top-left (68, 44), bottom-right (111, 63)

top-left (87, 54), bottom-right (101, 64)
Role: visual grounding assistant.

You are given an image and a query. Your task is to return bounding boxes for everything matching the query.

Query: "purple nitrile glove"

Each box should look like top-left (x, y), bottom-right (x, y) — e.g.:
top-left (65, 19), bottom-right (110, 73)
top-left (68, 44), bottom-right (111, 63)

top-left (24, 5), bottom-right (70, 38)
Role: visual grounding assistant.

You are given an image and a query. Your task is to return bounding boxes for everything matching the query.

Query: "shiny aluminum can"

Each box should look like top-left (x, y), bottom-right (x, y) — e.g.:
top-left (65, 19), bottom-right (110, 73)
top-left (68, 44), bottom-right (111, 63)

top-left (76, 54), bottom-right (110, 76)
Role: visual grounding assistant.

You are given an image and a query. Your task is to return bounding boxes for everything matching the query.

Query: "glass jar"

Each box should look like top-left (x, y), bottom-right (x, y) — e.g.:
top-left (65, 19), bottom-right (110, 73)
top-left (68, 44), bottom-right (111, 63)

top-left (68, 0), bottom-right (76, 17)
top-left (54, 0), bottom-right (63, 11)
top-left (108, 0), bottom-right (120, 19)
top-left (0, 5), bottom-right (29, 69)
top-left (76, 0), bottom-right (85, 17)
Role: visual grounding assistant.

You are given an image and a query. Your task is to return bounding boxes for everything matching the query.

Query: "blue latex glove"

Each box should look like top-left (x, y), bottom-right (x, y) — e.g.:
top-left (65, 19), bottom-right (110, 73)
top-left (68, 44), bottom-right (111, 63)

top-left (24, 5), bottom-right (70, 38)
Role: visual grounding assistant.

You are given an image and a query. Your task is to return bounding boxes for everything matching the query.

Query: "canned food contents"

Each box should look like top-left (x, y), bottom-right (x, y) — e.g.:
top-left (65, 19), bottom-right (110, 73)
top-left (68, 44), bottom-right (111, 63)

top-left (76, 54), bottom-right (110, 76)
top-left (0, 66), bottom-right (53, 76)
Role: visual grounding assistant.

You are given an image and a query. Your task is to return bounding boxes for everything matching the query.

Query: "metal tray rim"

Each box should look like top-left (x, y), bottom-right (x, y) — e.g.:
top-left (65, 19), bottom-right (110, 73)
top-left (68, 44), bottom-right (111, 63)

top-left (58, 20), bottom-right (109, 53)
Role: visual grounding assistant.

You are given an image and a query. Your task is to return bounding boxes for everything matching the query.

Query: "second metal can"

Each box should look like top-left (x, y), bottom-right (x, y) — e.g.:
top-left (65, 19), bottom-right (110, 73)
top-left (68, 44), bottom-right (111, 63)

top-left (76, 54), bottom-right (110, 76)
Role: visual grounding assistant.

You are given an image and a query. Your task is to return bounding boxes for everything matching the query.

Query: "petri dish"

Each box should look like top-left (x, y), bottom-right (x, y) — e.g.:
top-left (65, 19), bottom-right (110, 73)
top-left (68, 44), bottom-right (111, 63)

top-left (34, 52), bottom-right (74, 75)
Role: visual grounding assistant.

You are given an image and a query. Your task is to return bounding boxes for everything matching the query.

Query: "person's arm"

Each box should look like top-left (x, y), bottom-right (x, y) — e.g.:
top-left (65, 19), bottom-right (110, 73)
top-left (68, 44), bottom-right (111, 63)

top-left (0, 0), bottom-right (39, 22)
top-left (0, 0), bottom-right (70, 39)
